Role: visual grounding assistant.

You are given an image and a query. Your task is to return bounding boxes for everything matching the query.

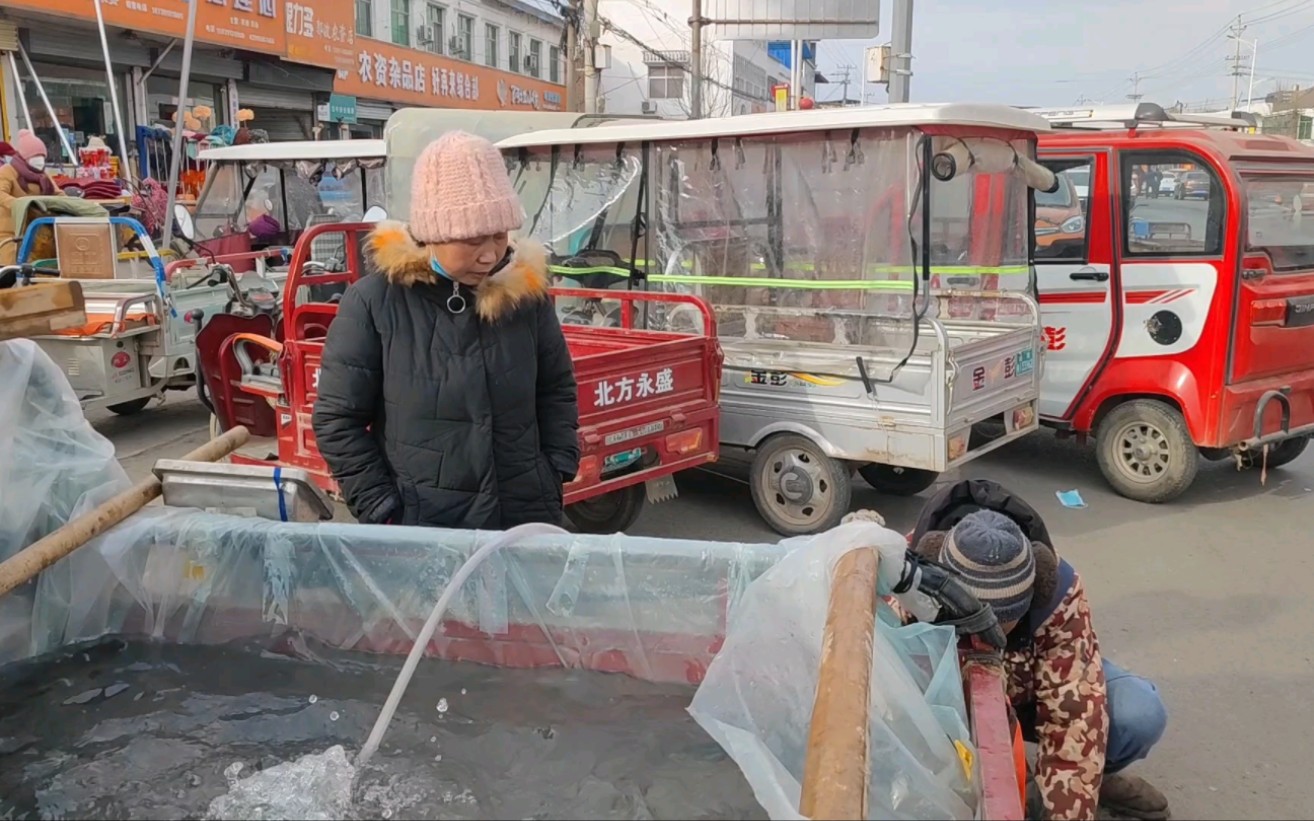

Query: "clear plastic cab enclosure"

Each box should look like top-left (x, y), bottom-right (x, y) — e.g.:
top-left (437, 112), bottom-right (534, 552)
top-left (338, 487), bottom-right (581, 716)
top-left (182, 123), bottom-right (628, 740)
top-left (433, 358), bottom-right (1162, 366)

top-left (497, 105), bottom-right (1059, 535)
top-left (193, 141), bottom-right (386, 253)
top-left (381, 108), bottom-right (642, 221)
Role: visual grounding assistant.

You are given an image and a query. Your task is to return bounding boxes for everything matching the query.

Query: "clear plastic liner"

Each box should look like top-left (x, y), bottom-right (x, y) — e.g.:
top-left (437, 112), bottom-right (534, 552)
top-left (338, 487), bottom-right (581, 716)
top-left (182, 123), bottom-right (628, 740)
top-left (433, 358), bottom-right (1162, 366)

top-left (689, 528), bottom-right (976, 821)
top-left (6, 502), bottom-right (976, 819)
top-left (0, 341), bottom-right (129, 658)
top-left (0, 340), bottom-right (128, 563)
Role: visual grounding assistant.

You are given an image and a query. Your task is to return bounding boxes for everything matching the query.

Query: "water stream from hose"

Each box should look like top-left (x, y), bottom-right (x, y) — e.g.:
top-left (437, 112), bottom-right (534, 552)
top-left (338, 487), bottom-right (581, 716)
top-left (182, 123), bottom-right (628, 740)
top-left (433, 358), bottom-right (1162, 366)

top-left (355, 522), bottom-right (568, 767)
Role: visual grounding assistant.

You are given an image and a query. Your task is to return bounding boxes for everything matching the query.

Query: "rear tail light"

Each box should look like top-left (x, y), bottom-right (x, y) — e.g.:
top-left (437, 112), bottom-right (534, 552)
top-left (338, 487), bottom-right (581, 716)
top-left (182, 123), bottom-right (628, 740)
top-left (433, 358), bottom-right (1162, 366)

top-left (574, 455), bottom-right (601, 484)
top-left (1251, 299), bottom-right (1287, 326)
top-left (665, 428), bottom-right (704, 455)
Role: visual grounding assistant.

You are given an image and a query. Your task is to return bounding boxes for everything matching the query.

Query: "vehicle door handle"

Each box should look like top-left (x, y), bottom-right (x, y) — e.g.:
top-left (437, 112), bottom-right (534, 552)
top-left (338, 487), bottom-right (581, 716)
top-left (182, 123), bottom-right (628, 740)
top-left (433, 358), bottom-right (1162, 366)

top-left (1069, 269), bottom-right (1109, 282)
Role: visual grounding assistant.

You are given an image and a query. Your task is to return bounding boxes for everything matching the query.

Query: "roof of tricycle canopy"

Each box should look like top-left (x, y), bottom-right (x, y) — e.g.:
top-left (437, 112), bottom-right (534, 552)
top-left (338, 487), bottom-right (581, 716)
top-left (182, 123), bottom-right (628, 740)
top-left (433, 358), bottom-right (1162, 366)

top-left (198, 140), bottom-right (386, 163)
top-left (494, 103), bottom-right (1052, 150)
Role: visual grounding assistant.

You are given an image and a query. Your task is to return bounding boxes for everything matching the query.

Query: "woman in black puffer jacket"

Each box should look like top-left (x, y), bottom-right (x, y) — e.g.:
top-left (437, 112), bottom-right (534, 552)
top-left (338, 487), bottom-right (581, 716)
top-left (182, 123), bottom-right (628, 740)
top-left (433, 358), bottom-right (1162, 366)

top-left (312, 130), bottom-right (579, 529)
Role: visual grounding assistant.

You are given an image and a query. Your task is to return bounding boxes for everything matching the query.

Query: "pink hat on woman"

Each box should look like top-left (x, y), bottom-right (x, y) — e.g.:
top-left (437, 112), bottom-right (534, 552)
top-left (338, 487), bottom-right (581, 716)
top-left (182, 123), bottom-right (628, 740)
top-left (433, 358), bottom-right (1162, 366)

top-left (14, 129), bottom-right (46, 161)
top-left (410, 130), bottom-right (523, 244)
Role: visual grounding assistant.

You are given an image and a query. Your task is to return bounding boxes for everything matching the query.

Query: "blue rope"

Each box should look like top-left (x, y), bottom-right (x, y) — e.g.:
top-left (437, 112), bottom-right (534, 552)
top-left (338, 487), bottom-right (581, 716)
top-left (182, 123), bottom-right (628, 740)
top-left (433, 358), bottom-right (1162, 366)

top-left (273, 466), bottom-right (289, 522)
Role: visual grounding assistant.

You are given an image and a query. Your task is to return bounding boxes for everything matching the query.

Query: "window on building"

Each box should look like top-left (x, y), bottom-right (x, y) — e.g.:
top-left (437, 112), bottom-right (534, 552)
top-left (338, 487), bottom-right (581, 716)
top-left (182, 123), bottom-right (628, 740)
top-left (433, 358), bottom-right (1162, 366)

top-left (355, 0), bottom-right (373, 38)
top-left (390, 0), bottom-right (410, 46)
top-left (457, 14), bottom-right (474, 60)
top-left (485, 23), bottom-right (499, 68)
top-left (527, 39), bottom-right (542, 78)
top-left (508, 31), bottom-right (522, 74)
top-left (1300, 115), bottom-right (1314, 141)
top-left (648, 65), bottom-right (685, 99)
top-left (549, 45), bottom-right (561, 83)
top-left (423, 3), bottom-right (444, 54)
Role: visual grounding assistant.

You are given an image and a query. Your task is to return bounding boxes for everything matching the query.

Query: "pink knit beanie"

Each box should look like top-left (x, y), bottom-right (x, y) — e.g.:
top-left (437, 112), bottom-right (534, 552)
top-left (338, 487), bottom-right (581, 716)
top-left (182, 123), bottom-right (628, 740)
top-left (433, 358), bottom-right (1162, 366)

top-left (410, 130), bottom-right (523, 244)
top-left (14, 129), bottom-right (46, 161)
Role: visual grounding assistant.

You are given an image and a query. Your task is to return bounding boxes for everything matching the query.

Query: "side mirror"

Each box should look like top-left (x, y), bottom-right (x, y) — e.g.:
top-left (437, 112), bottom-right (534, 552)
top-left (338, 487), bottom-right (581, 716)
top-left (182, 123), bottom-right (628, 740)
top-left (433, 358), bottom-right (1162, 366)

top-left (363, 205), bottom-right (387, 223)
top-left (174, 204), bottom-right (196, 240)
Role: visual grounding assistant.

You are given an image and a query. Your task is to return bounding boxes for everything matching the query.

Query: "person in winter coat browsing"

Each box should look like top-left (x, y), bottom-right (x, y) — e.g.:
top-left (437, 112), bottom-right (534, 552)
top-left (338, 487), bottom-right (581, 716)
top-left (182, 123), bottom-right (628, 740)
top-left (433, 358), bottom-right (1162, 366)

top-left (0, 129), bottom-right (63, 267)
top-left (905, 480), bottom-right (1169, 821)
top-left (311, 130), bottom-right (580, 529)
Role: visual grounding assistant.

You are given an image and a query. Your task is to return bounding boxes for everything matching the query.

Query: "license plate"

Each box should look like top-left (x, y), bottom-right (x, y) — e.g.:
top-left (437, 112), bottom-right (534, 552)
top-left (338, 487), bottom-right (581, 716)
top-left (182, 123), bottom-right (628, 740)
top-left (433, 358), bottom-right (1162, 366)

top-left (1285, 295), bottom-right (1314, 327)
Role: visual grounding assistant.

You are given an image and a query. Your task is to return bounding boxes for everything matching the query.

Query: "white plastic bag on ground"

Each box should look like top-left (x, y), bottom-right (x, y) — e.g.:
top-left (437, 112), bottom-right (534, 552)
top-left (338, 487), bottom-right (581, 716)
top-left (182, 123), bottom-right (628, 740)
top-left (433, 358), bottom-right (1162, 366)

top-left (688, 522), bottom-right (977, 821)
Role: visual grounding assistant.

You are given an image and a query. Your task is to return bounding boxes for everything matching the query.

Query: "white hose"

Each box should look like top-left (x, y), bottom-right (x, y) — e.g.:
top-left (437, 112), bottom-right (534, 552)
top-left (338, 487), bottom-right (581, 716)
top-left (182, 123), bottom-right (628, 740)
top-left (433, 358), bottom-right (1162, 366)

top-left (355, 521), bottom-right (569, 766)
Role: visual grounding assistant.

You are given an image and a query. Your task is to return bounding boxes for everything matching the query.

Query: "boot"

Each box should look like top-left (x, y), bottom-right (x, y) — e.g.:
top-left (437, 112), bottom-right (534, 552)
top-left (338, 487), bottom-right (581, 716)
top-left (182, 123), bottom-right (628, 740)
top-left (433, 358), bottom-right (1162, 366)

top-left (1098, 773), bottom-right (1171, 820)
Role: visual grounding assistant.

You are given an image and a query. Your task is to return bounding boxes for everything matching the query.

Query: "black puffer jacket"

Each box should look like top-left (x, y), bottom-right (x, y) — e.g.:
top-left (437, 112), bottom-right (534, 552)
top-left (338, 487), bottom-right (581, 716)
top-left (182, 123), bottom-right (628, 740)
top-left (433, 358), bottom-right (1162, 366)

top-left (311, 222), bottom-right (580, 528)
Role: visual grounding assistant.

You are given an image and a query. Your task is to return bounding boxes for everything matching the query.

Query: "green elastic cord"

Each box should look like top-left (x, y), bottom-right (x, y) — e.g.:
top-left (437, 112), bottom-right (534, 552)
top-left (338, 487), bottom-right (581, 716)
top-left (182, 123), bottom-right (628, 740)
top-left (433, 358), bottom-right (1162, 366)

top-left (548, 261), bottom-right (1027, 291)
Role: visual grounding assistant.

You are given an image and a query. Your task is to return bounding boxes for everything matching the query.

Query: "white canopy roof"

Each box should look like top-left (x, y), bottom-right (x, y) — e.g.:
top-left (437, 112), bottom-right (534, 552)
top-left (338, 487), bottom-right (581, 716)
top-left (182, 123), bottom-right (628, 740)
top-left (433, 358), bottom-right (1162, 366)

top-left (496, 103), bottom-right (1051, 150)
top-left (198, 139), bottom-right (386, 162)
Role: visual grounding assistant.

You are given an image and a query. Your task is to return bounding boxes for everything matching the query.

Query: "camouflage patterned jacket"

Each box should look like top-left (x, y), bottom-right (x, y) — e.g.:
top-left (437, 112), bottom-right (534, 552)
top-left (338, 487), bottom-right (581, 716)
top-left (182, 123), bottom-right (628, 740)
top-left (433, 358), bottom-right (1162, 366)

top-left (911, 532), bottom-right (1110, 821)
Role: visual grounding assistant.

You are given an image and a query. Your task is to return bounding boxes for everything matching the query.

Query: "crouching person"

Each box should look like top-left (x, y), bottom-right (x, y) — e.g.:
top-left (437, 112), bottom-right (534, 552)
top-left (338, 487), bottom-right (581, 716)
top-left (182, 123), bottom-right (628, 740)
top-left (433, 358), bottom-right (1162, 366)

top-left (312, 130), bottom-right (580, 529)
top-left (905, 479), bottom-right (1170, 821)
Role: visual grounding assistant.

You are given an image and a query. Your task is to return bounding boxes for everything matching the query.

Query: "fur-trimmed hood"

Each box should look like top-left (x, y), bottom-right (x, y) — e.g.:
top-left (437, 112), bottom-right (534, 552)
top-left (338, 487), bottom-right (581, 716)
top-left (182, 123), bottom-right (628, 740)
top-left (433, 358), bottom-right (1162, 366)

top-left (364, 221), bottom-right (549, 322)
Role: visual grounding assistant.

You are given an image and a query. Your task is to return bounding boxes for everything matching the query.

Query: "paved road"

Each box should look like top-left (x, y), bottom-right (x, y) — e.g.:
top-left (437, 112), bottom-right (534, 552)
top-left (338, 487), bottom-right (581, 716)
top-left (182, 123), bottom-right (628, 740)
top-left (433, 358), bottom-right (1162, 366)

top-left (96, 393), bottom-right (1314, 820)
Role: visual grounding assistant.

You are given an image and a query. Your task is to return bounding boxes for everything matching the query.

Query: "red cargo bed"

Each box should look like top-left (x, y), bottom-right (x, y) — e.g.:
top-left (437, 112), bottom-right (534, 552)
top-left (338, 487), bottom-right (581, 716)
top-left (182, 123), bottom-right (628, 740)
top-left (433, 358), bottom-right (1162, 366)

top-left (207, 223), bottom-right (722, 532)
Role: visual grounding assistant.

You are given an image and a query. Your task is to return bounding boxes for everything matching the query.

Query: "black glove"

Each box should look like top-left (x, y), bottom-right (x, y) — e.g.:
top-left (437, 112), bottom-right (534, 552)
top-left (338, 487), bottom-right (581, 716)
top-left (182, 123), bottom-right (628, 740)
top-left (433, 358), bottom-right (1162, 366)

top-left (900, 553), bottom-right (1008, 650)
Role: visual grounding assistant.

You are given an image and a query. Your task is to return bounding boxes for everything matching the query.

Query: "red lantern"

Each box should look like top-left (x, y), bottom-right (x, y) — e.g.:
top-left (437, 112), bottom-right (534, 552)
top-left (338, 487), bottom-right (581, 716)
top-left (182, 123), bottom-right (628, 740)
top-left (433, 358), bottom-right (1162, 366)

top-left (799, 97), bottom-right (815, 110)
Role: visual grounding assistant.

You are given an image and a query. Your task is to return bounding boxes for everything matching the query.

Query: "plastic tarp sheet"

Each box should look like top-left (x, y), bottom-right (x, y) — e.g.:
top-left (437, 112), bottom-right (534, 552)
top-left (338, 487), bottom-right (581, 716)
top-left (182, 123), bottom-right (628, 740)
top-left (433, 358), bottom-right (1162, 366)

top-left (0, 340), bottom-right (130, 659)
top-left (508, 129), bottom-right (1039, 392)
top-left (690, 524), bottom-right (976, 820)
top-left (3, 499), bottom-right (978, 820)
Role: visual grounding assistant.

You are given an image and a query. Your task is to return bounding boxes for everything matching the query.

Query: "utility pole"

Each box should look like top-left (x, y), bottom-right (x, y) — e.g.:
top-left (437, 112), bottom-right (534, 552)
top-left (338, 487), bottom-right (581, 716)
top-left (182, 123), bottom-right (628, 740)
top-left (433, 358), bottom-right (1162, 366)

top-left (837, 64), bottom-right (855, 106)
top-left (1228, 14), bottom-right (1246, 110)
top-left (565, 0), bottom-right (580, 112)
top-left (583, 0), bottom-right (600, 114)
top-left (1127, 72), bottom-right (1142, 102)
top-left (887, 0), bottom-right (913, 103)
top-left (689, 0), bottom-right (704, 119)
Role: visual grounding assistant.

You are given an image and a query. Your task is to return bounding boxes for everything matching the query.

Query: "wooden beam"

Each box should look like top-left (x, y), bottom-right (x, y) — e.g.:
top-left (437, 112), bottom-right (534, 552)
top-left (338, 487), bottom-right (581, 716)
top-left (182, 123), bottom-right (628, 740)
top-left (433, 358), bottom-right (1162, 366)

top-left (799, 546), bottom-right (879, 820)
top-left (0, 281), bottom-right (87, 341)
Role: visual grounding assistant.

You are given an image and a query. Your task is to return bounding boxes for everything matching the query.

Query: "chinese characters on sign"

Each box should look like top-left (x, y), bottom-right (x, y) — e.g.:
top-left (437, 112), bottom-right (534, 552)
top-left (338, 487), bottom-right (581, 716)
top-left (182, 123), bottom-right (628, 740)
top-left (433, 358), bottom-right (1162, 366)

top-left (286, 2), bottom-right (352, 45)
top-left (358, 51), bottom-right (485, 103)
top-left (204, 0), bottom-right (280, 47)
top-left (594, 368), bottom-right (675, 408)
top-left (748, 370), bottom-right (790, 387)
top-left (1042, 326), bottom-right (1067, 351)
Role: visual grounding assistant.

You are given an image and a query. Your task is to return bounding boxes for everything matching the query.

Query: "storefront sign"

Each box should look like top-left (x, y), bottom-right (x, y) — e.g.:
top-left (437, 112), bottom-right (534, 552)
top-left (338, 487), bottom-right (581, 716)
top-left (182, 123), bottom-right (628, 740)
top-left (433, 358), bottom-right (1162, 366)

top-left (335, 40), bottom-right (564, 112)
top-left (284, 0), bottom-right (355, 73)
top-left (327, 93), bottom-right (357, 123)
top-left (7, 0), bottom-right (287, 52)
top-left (11, 0), bottom-right (566, 113)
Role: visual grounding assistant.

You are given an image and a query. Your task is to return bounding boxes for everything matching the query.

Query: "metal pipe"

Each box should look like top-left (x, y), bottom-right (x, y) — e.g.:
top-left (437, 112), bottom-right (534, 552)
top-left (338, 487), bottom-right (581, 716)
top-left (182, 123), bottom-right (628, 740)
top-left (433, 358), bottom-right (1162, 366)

top-left (141, 39), bottom-right (179, 84)
top-left (887, 0), bottom-right (913, 103)
top-left (582, 0), bottom-right (599, 113)
top-left (6, 52), bottom-right (34, 131)
top-left (16, 43), bottom-right (76, 165)
top-left (689, 0), bottom-right (703, 119)
top-left (160, 0), bottom-right (198, 251)
top-left (93, 0), bottom-right (134, 185)
top-left (1246, 39), bottom-right (1258, 111)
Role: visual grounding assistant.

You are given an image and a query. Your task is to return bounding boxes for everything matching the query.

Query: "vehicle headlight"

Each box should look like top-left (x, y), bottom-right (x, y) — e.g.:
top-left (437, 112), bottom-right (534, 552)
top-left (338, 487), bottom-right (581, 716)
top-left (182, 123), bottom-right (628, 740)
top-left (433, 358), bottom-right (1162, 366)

top-left (1061, 215), bottom-right (1085, 234)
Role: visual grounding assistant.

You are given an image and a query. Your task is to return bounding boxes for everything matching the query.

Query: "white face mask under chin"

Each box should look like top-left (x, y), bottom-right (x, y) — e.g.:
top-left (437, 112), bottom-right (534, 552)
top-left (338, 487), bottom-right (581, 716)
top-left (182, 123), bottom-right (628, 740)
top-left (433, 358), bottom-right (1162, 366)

top-left (27, 157), bottom-right (45, 172)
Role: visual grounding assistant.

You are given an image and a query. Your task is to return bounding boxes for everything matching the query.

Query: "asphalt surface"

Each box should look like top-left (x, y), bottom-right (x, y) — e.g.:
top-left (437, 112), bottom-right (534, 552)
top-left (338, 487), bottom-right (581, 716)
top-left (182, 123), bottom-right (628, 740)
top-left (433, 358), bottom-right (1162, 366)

top-left (91, 392), bottom-right (1314, 821)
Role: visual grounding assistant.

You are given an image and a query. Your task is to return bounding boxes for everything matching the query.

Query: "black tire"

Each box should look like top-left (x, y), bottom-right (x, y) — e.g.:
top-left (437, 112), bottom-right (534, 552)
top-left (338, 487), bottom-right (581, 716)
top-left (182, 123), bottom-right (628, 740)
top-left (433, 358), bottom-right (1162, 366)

top-left (107, 397), bottom-right (152, 416)
top-left (1238, 436), bottom-right (1310, 470)
top-left (857, 463), bottom-right (940, 496)
top-left (565, 484), bottom-right (646, 534)
top-left (1096, 399), bottom-right (1199, 503)
top-left (749, 433), bottom-right (852, 536)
